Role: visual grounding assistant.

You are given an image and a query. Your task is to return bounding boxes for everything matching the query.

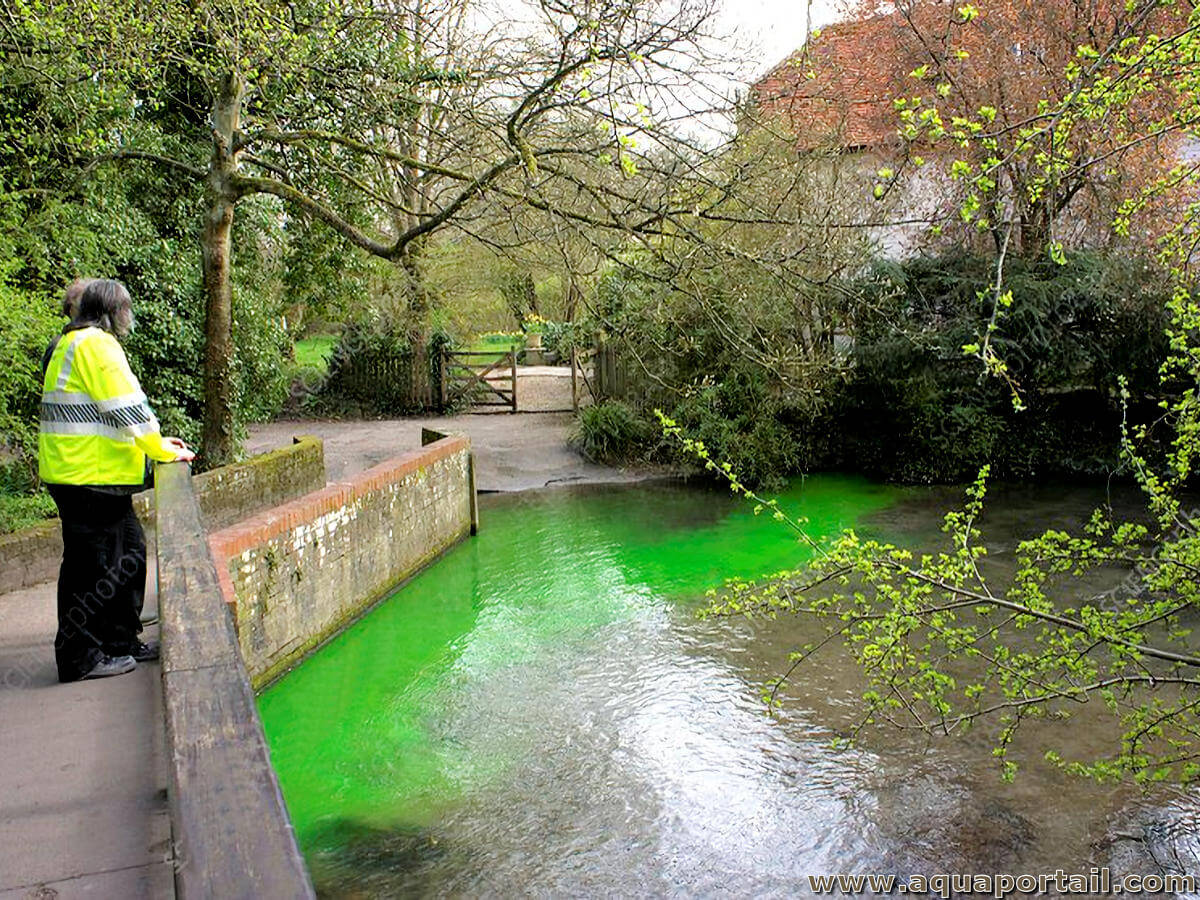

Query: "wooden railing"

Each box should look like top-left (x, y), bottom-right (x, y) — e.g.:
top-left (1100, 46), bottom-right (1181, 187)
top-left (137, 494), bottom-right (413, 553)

top-left (155, 461), bottom-right (314, 899)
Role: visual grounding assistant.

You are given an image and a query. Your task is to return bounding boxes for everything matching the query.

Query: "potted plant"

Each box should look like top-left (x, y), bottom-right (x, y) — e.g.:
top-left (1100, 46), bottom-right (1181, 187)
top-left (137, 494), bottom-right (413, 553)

top-left (523, 313), bottom-right (548, 350)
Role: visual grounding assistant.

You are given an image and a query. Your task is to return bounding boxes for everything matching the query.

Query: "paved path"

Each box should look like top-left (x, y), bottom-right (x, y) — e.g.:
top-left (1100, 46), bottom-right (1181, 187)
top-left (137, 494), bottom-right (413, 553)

top-left (247, 411), bottom-right (666, 493)
top-left (0, 571), bottom-right (173, 899)
top-left (487, 364), bottom-right (581, 413)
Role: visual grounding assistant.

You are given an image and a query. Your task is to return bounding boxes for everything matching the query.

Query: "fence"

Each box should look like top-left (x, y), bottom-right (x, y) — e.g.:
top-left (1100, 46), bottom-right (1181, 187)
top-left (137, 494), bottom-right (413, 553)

top-left (440, 349), bottom-right (518, 412)
top-left (320, 331), bottom-right (445, 415)
top-left (593, 340), bottom-right (626, 401)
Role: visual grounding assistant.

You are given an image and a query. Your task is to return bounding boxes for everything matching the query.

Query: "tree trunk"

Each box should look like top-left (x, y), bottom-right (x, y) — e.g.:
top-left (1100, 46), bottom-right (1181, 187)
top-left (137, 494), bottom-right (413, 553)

top-left (565, 278), bottom-right (581, 323)
top-left (1018, 205), bottom-right (1052, 259)
top-left (199, 71), bottom-right (244, 469)
top-left (523, 271), bottom-right (538, 316)
top-left (401, 240), bottom-right (431, 408)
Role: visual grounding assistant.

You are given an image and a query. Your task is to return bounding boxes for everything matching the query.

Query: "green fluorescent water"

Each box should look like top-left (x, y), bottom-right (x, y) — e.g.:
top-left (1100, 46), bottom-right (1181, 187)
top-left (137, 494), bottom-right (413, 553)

top-left (256, 475), bottom-right (901, 867)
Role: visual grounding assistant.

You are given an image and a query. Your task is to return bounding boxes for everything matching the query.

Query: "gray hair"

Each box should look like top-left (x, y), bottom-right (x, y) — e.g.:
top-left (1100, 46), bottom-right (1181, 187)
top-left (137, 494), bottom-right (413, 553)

top-left (62, 278), bottom-right (95, 318)
top-left (75, 279), bottom-right (134, 337)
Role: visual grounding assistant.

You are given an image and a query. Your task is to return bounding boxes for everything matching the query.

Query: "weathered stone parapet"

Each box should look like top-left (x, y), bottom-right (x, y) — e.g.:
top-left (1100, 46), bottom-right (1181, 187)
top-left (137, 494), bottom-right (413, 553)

top-left (0, 436), bottom-right (326, 594)
top-left (155, 460), bottom-right (314, 899)
top-left (186, 435), bottom-right (327, 532)
top-left (0, 519), bottom-right (61, 596)
top-left (208, 434), bottom-right (474, 688)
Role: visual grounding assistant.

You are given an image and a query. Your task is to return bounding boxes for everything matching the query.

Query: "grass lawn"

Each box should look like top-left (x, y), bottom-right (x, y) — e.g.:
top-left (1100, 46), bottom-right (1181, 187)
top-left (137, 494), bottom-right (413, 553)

top-left (294, 335), bottom-right (337, 372)
top-left (459, 334), bottom-right (524, 366)
top-left (0, 490), bottom-right (56, 534)
top-left (293, 333), bottom-right (529, 373)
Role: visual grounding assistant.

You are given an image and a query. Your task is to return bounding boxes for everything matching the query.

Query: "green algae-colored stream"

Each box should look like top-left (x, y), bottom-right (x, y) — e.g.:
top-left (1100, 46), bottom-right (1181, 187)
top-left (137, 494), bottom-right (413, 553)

top-left (258, 476), bottom-right (1192, 896)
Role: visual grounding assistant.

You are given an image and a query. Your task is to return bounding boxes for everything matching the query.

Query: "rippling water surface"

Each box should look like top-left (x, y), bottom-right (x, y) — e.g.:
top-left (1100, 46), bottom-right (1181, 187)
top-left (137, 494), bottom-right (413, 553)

top-left (258, 476), bottom-right (1195, 897)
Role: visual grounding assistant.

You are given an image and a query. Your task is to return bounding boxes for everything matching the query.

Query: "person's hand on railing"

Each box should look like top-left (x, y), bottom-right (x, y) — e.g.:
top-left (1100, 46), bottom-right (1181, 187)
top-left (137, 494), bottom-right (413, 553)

top-left (164, 437), bottom-right (196, 462)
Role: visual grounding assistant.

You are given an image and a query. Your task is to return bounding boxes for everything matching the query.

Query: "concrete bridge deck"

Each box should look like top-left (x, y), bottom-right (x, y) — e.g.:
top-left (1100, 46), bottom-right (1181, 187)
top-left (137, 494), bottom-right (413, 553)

top-left (0, 575), bottom-right (173, 899)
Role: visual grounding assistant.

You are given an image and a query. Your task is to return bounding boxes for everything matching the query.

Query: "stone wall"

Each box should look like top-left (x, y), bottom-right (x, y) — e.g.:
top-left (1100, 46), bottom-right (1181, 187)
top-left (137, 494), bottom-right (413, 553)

top-left (0, 437), bottom-right (326, 595)
top-left (186, 436), bottom-right (327, 533)
top-left (0, 519), bottom-right (61, 596)
top-left (208, 434), bottom-right (473, 688)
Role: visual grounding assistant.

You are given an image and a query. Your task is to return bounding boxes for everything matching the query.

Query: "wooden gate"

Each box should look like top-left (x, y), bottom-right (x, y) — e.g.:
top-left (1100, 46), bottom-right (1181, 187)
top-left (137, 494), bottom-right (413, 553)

top-left (440, 349), bottom-right (518, 412)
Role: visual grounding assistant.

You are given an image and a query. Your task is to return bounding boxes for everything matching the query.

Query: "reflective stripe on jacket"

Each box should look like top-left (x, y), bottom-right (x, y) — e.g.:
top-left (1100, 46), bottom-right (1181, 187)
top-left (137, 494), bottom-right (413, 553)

top-left (38, 327), bottom-right (176, 486)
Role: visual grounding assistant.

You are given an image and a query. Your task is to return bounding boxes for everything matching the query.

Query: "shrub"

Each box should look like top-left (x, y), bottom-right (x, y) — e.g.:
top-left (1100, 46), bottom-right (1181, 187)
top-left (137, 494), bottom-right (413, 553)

top-left (232, 292), bottom-right (291, 425)
top-left (0, 279), bottom-right (60, 485)
top-left (661, 376), bottom-right (806, 491)
top-left (573, 401), bottom-right (652, 462)
top-left (0, 490), bottom-right (56, 534)
top-left (543, 320), bottom-right (589, 359)
top-left (589, 248), bottom-right (1172, 486)
top-left (840, 249), bottom-right (1172, 482)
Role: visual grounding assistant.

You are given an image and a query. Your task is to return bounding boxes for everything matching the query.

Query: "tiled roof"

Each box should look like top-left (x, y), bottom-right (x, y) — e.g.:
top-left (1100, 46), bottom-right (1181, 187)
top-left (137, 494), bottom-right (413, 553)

top-left (752, 10), bottom-right (921, 150)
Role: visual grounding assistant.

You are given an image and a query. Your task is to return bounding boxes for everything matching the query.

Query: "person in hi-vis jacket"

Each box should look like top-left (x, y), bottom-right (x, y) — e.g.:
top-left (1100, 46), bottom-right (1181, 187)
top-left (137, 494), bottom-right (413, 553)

top-left (38, 279), bottom-right (194, 682)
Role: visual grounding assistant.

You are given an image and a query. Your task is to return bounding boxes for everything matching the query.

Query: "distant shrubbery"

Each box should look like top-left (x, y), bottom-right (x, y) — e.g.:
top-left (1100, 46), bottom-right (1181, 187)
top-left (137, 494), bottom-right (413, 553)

top-left (296, 324), bottom-right (455, 417)
top-left (837, 251), bottom-right (1168, 482)
top-left (542, 320), bottom-right (589, 360)
top-left (582, 250), bottom-right (1171, 487)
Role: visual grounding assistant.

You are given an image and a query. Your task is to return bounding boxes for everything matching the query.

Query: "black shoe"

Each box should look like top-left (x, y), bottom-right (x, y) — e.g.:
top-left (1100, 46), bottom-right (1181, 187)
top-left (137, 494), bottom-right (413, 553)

top-left (80, 655), bottom-right (137, 680)
top-left (129, 641), bottom-right (159, 662)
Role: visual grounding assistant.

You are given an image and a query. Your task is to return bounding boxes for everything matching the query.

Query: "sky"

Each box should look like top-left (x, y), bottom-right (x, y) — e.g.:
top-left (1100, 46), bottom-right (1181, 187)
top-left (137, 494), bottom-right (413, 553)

top-left (714, 0), bottom-right (847, 82)
top-left (470, 0), bottom-right (857, 143)
top-left (476, 0), bottom-right (852, 87)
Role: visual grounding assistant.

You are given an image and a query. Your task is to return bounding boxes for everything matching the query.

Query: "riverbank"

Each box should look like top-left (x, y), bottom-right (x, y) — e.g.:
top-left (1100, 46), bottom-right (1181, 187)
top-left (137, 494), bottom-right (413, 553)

top-left (247, 412), bottom-right (670, 493)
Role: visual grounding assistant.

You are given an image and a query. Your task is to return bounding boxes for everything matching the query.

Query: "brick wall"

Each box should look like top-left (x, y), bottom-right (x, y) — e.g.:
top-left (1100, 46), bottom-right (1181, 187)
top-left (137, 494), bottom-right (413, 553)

top-left (207, 435), bottom-right (473, 688)
top-left (0, 437), bottom-right (326, 595)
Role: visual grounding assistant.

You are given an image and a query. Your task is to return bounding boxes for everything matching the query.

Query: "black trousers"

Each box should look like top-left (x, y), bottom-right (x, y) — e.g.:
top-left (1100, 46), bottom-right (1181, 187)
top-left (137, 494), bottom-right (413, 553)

top-left (47, 484), bottom-right (146, 682)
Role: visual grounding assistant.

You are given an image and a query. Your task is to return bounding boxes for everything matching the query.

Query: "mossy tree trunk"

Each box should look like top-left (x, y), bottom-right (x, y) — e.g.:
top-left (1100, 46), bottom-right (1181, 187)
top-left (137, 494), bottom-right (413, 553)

top-left (199, 70), bottom-right (245, 469)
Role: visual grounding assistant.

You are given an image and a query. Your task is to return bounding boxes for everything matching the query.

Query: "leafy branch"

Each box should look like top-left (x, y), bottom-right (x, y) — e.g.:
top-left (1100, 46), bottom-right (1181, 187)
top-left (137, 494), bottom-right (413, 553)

top-left (659, 409), bottom-right (1200, 784)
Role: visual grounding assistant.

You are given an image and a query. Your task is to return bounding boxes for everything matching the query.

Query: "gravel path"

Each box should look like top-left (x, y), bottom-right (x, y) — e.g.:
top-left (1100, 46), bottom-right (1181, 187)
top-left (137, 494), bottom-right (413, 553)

top-left (457, 364), bottom-right (588, 414)
top-left (247, 365), bottom-right (667, 493)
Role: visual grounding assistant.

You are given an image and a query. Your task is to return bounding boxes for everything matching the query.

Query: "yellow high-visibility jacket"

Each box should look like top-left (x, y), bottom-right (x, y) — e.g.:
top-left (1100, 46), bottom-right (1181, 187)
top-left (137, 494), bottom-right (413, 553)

top-left (38, 326), bottom-right (178, 487)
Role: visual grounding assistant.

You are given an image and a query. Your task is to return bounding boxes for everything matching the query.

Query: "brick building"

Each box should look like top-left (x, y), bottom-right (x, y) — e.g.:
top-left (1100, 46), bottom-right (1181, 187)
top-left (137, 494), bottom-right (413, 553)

top-left (753, 11), bottom-right (917, 154)
top-left (749, 8), bottom-right (950, 257)
top-left (747, 1), bottom-right (1187, 258)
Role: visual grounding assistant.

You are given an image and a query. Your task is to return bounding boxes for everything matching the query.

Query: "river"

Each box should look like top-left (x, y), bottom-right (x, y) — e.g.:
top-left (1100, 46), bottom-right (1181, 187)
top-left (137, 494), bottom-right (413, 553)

top-left (258, 475), bottom-right (1199, 897)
